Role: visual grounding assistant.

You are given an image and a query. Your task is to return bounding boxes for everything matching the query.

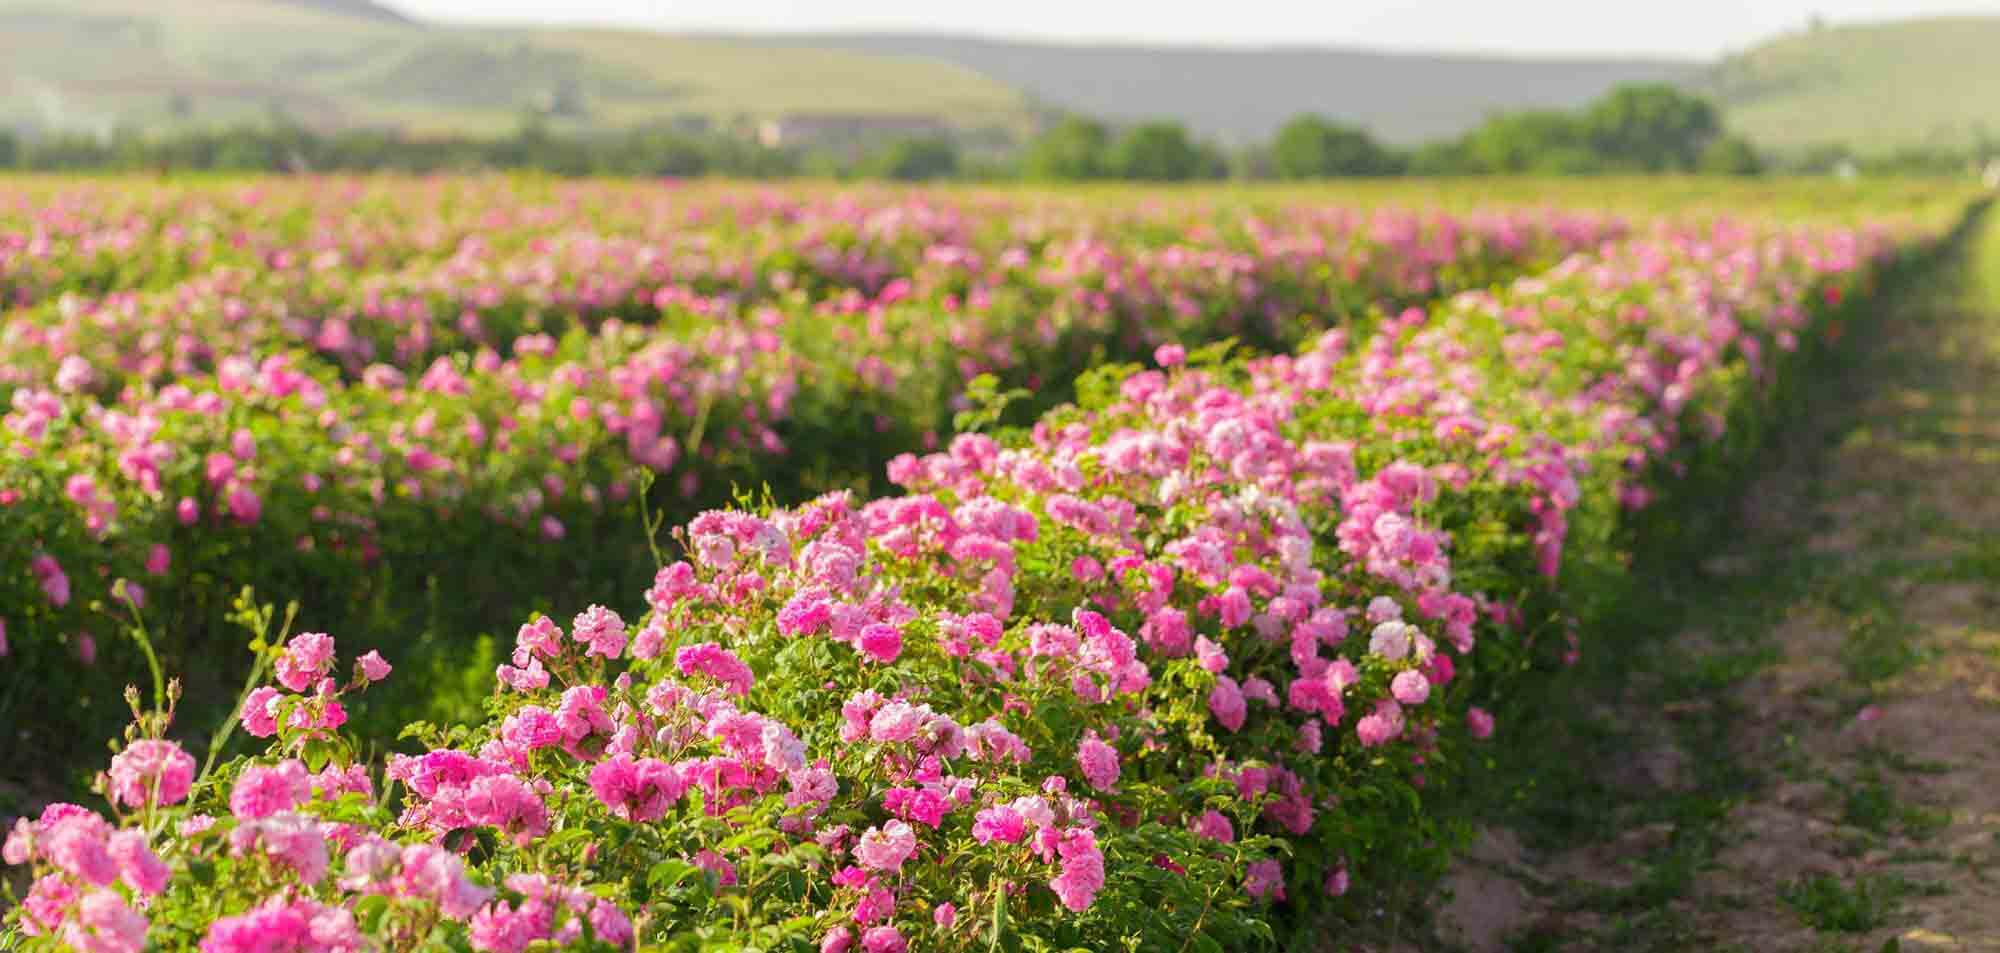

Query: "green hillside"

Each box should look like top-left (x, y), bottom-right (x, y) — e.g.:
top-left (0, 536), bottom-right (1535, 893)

top-left (788, 21), bottom-right (2000, 156)
top-left (1706, 16), bottom-right (2000, 157)
top-left (2, 0), bottom-right (1994, 160)
top-left (0, 0), bottom-right (1035, 138)
top-left (761, 34), bottom-right (1700, 146)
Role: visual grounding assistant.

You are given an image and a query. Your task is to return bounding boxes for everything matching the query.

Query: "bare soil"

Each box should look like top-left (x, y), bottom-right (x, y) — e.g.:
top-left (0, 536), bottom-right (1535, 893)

top-left (1407, 209), bottom-right (2000, 952)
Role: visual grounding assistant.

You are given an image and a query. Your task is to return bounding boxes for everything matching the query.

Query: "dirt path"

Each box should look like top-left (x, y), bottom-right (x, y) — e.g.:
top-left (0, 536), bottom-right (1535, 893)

top-left (1413, 206), bottom-right (2000, 953)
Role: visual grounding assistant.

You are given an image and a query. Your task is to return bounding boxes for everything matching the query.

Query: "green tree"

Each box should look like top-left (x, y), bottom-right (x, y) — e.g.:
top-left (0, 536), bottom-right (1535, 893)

top-left (1405, 140), bottom-right (1474, 175)
top-left (1109, 121), bottom-right (1214, 181)
top-left (864, 137), bottom-right (960, 181)
top-left (25, 133), bottom-right (112, 171)
top-left (1582, 83), bottom-right (1721, 172)
top-left (1269, 114), bottom-right (1399, 178)
top-left (212, 129), bottom-right (279, 172)
top-left (489, 115), bottom-right (592, 176)
top-left (1022, 117), bottom-right (1111, 181)
top-left (1697, 135), bottom-right (1764, 175)
top-left (1461, 111), bottom-right (1599, 173)
top-left (600, 128), bottom-right (710, 177)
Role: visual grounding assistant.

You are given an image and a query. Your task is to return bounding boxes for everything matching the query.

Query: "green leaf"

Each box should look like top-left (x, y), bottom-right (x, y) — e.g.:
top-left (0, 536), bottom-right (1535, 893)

top-left (301, 738), bottom-right (333, 774)
top-left (542, 825), bottom-right (597, 855)
top-left (648, 858), bottom-right (699, 890)
top-left (953, 374), bottom-right (1032, 433)
top-left (1187, 337), bottom-right (1238, 368)
top-left (759, 850), bottom-right (805, 870)
top-left (353, 894), bottom-right (390, 932)
top-left (987, 887), bottom-right (1010, 953)
top-left (720, 828), bottom-right (776, 852)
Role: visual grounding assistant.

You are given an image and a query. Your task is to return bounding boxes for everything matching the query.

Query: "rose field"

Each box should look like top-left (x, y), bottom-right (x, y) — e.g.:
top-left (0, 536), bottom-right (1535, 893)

top-left (1, 176), bottom-right (1992, 952)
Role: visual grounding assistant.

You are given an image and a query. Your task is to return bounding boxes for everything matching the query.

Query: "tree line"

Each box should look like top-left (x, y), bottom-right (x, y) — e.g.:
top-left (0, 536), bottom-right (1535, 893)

top-left (0, 84), bottom-right (1982, 180)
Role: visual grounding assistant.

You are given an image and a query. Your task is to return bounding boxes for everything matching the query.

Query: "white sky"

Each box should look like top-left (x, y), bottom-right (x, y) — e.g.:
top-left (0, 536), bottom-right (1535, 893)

top-left (383, 0), bottom-right (2000, 59)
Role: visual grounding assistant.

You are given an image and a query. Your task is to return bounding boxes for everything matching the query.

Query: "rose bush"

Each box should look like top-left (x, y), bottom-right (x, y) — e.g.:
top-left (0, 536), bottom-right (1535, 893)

top-left (4, 207), bottom-right (1920, 949)
top-left (0, 184), bottom-right (1624, 769)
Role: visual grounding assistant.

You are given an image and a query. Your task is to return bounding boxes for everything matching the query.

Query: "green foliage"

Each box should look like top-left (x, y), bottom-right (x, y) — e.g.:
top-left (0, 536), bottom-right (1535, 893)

top-left (1269, 115), bottom-right (1401, 178)
top-left (1697, 135), bottom-right (1765, 175)
top-left (1017, 116), bottom-right (1229, 183)
top-left (862, 137), bottom-right (962, 182)
top-left (1022, 117), bottom-right (1113, 181)
top-left (1462, 110), bottom-right (1602, 174)
top-left (0, 120), bottom-right (811, 178)
top-left (1109, 122), bottom-right (1226, 182)
top-left (951, 374), bottom-right (1032, 434)
top-left (1779, 874), bottom-right (1915, 932)
top-left (1417, 83), bottom-right (1764, 176)
top-left (1403, 140), bottom-right (1473, 176)
top-left (1582, 83), bottom-right (1722, 171)
top-left (31, 77), bottom-right (1963, 182)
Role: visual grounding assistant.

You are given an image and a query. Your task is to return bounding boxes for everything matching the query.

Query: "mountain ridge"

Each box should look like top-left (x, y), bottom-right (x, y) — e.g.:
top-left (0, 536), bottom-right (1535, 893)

top-left (740, 31), bottom-right (1702, 144)
top-left (270, 0), bottom-right (412, 23)
top-left (2, 1), bottom-right (1991, 157)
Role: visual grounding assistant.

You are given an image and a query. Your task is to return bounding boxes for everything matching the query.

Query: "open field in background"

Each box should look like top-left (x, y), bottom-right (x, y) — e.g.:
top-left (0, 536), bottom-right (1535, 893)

top-left (955, 177), bottom-right (1983, 223)
top-left (0, 174), bottom-right (1991, 952)
top-left (0, 172), bottom-right (1981, 221)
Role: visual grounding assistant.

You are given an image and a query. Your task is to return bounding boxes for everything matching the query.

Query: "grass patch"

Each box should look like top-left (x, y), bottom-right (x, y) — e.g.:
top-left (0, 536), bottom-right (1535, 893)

top-left (1927, 538), bottom-right (2000, 586)
top-left (1778, 874), bottom-right (1909, 932)
top-left (1826, 579), bottom-right (1927, 687)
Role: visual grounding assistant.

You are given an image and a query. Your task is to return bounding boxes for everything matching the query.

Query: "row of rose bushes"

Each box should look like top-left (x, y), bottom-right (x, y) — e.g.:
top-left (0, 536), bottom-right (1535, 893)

top-left (0, 178), bottom-right (546, 307)
top-left (0, 176), bottom-right (917, 306)
top-left (1, 215), bottom-right (1913, 951)
top-left (1, 197), bottom-right (1620, 392)
top-left (1, 198), bottom-right (1620, 534)
top-left (0, 192), bottom-right (1622, 765)
top-left (1, 177), bottom-right (1616, 343)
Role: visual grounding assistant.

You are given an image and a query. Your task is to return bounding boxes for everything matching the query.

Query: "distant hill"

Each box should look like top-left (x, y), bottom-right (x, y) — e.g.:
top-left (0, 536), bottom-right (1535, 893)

top-left (269, 0), bottom-right (410, 23)
top-left (0, 0), bottom-right (1035, 138)
top-left (752, 34), bottom-right (1702, 145)
top-left (1703, 16), bottom-right (2000, 156)
top-left (2, 1), bottom-right (1994, 159)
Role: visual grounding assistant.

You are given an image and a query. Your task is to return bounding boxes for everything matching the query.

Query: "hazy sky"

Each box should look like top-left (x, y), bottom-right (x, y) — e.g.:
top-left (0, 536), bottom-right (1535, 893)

top-left (383, 0), bottom-right (2000, 58)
